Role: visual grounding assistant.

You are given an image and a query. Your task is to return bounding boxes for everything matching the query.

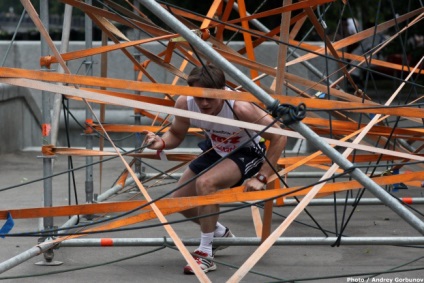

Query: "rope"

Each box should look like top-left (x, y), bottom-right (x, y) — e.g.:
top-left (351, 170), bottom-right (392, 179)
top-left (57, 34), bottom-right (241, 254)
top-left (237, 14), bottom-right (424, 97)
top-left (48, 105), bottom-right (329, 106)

top-left (269, 102), bottom-right (307, 126)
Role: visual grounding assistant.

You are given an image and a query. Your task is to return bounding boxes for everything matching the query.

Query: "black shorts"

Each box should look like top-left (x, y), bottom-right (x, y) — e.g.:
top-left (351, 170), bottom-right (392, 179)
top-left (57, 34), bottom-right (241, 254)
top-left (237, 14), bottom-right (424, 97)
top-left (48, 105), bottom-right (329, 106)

top-left (189, 139), bottom-right (266, 187)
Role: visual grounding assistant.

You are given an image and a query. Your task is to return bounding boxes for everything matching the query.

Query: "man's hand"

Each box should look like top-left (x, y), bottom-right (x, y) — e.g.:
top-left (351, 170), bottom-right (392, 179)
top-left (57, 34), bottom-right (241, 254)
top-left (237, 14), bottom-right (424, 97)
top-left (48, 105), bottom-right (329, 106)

top-left (143, 131), bottom-right (165, 150)
top-left (244, 177), bottom-right (266, 192)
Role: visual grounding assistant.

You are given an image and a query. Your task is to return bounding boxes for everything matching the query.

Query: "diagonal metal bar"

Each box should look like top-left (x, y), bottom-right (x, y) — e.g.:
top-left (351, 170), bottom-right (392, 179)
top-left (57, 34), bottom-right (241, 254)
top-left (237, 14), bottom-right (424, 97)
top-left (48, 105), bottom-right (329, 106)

top-left (137, 2), bottom-right (424, 281)
top-left (137, 0), bottom-right (424, 235)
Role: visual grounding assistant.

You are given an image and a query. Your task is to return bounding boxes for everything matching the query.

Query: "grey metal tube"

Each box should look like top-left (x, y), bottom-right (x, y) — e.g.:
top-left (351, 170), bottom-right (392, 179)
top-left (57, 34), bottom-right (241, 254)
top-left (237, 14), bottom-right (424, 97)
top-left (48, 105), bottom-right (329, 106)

top-left (40, 0), bottom-right (53, 232)
top-left (225, 2), bottom-right (423, 224)
top-left (221, 197), bottom-right (424, 208)
top-left (40, 0), bottom-right (49, 57)
top-left (138, 0), bottom-right (276, 107)
top-left (134, 52), bottom-right (142, 174)
top-left (398, 139), bottom-right (417, 153)
top-left (144, 171), bottom-right (385, 179)
top-left (0, 243), bottom-right (56, 274)
top-left (51, 4), bottom-right (73, 146)
top-left (96, 173), bottom-right (140, 203)
top-left (42, 158), bottom-right (53, 230)
top-left (291, 121), bottom-right (424, 234)
top-left (1, 235), bottom-right (422, 273)
top-left (0, 10), bottom-right (26, 67)
top-left (85, 0), bottom-right (94, 206)
top-left (0, 174), bottom-right (141, 273)
top-left (59, 174), bottom-right (140, 231)
top-left (59, 237), bottom-right (424, 247)
top-left (281, 197), bottom-right (424, 206)
top-left (138, 0), bottom-right (424, 235)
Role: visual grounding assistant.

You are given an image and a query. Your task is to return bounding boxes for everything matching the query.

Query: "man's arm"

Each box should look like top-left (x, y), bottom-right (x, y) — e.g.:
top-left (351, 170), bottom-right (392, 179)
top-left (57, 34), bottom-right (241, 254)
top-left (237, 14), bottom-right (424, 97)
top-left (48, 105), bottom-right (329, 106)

top-left (145, 96), bottom-right (190, 150)
top-left (234, 101), bottom-right (287, 191)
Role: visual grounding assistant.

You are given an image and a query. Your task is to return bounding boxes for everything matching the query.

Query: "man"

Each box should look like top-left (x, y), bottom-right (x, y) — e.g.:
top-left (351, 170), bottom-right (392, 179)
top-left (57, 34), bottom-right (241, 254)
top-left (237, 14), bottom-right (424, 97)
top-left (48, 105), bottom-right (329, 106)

top-left (144, 64), bottom-right (286, 274)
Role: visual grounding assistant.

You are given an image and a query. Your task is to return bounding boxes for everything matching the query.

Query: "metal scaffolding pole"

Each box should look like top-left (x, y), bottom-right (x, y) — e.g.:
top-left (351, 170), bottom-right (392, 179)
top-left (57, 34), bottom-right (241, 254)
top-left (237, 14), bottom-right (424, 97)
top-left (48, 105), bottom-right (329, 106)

top-left (59, 173), bottom-right (140, 231)
top-left (279, 197), bottom-right (424, 206)
top-left (40, 0), bottom-right (52, 231)
top-left (3, 235), bottom-right (422, 273)
top-left (84, 0), bottom-right (95, 210)
top-left (134, 52), bottom-right (143, 175)
top-left (220, 197), bottom-right (424, 208)
top-left (144, 171), bottom-right (385, 179)
top-left (0, 242), bottom-right (58, 274)
top-left (133, 0), bottom-right (143, 176)
top-left (138, 0), bottom-right (424, 235)
top-left (37, 0), bottom-right (57, 265)
top-left (291, 122), bottom-right (424, 234)
top-left (50, 4), bottom-right (73, 147)
top-left (59, 237), bottom-right (424, 247)
top-left (27, 0), bottom-right (64, 266)
top-left (0, 174), bottom-right (140, 274)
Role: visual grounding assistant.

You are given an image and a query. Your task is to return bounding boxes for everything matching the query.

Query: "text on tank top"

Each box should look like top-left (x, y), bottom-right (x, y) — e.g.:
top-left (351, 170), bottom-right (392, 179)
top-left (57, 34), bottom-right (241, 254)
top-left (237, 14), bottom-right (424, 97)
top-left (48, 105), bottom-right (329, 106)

top-left (187, 96), bottom-right (261, 156)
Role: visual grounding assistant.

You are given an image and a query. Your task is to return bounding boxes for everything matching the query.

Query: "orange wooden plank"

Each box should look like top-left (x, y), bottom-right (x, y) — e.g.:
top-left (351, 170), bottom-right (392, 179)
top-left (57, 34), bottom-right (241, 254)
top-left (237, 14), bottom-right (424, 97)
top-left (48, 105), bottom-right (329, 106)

top-left (2, 67), bottom-right (423, 118)
top-left (2, 171), bottom-right (422, 220)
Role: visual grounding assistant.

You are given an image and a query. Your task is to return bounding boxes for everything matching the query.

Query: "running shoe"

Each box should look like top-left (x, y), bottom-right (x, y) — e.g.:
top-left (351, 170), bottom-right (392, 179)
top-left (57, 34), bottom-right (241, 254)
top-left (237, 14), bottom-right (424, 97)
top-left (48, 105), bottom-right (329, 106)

top-left (212, 227), bottom-right (235, 255)
top-left (183, 250), bottom-right (216, 274)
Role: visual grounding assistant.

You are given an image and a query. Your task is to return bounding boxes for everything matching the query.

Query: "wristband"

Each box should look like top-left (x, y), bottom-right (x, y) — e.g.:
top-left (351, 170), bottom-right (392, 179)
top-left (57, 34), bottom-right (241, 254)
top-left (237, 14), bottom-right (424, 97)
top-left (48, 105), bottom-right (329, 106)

top-left (158, 138), bottom-right (166, 151)
top-left (255, 173), bottom-right (267, 184)
top-left (156, 138), bottom-right (167, 161)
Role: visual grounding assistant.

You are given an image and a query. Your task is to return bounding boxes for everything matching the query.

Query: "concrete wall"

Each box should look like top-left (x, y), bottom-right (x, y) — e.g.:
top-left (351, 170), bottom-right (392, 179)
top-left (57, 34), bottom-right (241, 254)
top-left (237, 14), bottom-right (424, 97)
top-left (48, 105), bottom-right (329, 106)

top-left (0, 40), bottom-right (336, 153)
top-left (0, 84), bottom-right (42, 153)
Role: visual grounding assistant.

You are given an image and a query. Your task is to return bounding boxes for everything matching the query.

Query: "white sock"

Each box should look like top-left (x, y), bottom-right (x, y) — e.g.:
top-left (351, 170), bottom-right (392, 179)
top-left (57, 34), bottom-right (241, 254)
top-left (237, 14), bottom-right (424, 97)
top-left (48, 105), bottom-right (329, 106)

top-left (214, 222), bottom-right (226, 237)
top-left (198, 232), bottom-right (214, 256)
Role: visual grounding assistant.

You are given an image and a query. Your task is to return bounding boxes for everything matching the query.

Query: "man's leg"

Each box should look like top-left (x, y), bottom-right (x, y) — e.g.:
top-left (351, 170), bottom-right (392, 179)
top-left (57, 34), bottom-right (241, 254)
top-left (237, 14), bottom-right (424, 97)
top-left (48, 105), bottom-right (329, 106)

top-left (172, 168), bottom-right (201, 224)
top-left (182, 159), bottom-right (242, 274)
top-left (195, 158), bottom-right (241, 235)
top-left (173, 159), bottom-right (241, 227)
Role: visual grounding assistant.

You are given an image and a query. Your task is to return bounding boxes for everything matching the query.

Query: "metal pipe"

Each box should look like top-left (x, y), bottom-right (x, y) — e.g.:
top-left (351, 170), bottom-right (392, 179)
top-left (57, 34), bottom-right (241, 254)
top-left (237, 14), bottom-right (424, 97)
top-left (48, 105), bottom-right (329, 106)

top-left (96, 174), bottom-right (140, 202)
top-left (0, 243), bottom-right (56, 274)
top-left (85, 0), bottom-right (94, 207)
top-left (6, 5), bottom-right (57, 264)
top-left (144, 171), bottom-right (385, 179)
top-left (0, 173), bottom-right (140, 273)
top-left (59, 174), bottom-right (140, 231)
top-left (134, 52), bottom-right (142, 175)
top-left (398, 139), bottom-right (417, 153)
top-left (2, 234), bottom-right (422, 273)
top-left (291, 121), bottom-right (424, 234)
top-left (280, 197), bottom-right (424, 206)
top-left (59, 237), bottom-right (424, 247)
top-left (137, 0), bottom-right (424, 235)
top-left (220, 197), bottom-right (424, 207)
top-left (40, 0), bottom-right (53, 232)
top-left (42, 158), bottom-right (53, 230)
top-left (0, 10), bottom-right (26, 67)
top-left (51, 4), bottom-right (73, 147)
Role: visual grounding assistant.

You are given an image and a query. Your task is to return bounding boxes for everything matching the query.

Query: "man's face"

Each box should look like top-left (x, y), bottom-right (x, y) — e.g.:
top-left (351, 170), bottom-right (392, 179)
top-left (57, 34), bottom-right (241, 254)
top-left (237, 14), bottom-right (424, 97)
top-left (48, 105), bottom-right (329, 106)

top-left (190, 82), bottom-right (224, 115)
top-left (193, 97), bottom-right (224, 115)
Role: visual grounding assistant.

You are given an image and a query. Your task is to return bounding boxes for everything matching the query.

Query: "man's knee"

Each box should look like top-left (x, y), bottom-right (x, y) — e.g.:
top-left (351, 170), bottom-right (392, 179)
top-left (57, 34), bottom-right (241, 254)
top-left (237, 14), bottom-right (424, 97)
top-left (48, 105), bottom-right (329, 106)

top-left (195, 177), bottom-right (216, 196)
top-left (172, 185), bottom-right (194, 198)
top-left (172, 190), bottom-right (183, 198)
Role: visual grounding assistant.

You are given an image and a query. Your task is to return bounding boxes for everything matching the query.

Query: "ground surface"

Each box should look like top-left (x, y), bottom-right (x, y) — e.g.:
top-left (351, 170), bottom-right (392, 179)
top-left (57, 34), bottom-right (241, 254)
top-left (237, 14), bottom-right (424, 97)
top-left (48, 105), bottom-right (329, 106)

top-left (0, 151), bottom-right (423, 283)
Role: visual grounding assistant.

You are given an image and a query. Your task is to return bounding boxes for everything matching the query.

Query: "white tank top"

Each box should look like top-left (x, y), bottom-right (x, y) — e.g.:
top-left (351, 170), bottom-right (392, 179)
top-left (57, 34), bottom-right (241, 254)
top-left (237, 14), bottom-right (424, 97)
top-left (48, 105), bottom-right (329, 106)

top-left (187, 96), bottom-right (261, 157)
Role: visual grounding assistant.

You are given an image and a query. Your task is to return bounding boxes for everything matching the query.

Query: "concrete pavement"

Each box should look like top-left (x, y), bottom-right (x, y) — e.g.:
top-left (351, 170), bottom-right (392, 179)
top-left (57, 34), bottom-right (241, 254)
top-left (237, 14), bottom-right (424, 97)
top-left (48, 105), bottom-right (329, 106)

top-left (0, 150), bottom-right (424, 283)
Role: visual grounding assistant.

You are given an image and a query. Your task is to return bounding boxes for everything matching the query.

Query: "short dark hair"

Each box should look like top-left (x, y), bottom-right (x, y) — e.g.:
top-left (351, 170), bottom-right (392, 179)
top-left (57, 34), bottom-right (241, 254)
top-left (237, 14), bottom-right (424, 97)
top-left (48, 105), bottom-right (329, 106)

top-left (187, 64), bottom-right (226, 89)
